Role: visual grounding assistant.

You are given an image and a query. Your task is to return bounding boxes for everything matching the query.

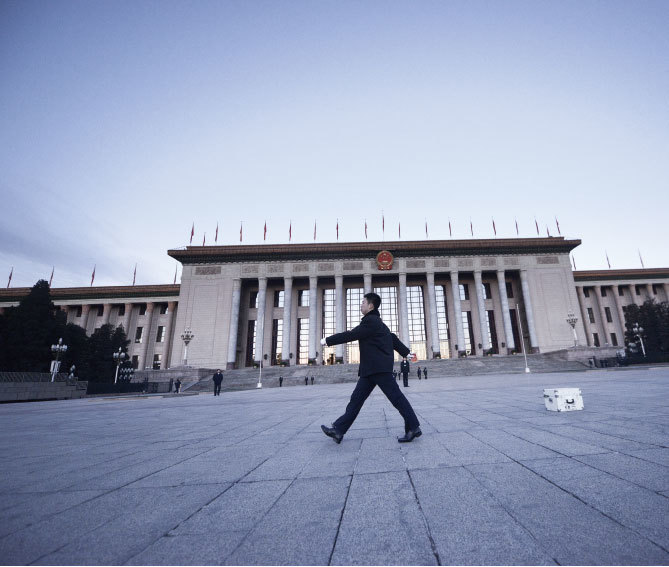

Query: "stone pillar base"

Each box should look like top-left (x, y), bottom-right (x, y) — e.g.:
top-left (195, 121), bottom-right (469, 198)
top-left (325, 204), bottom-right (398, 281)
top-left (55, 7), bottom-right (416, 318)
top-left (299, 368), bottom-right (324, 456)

top-left (432, 352), bottom-right (441, 359)
top-left (458, 350), bottom-right (467, 358)
top-left (226, 362), bottom-right (236, 370)
top-left (530, 347), bottom-right (540, 354)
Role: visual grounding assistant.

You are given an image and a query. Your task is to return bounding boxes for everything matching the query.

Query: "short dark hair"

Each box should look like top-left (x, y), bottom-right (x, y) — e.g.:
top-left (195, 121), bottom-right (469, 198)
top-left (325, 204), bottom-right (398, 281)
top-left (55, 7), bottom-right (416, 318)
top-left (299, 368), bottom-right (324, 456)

top-left (364, 292), bottom-right (381, 310)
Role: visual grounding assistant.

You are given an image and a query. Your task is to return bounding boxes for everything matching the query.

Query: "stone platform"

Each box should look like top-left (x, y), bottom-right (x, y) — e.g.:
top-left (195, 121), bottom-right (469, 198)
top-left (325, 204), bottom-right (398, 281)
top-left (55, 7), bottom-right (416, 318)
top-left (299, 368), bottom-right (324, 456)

top-left (1, 367), bottom-right (668, 565)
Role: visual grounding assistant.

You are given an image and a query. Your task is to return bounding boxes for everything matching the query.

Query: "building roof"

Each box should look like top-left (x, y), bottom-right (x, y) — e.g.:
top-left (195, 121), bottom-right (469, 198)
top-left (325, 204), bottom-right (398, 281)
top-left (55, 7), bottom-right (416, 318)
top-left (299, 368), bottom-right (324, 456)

top-left (0, 284), bottom-right (180, 303)
top-left (168, 237), bottom-right (582, 264)
top-left (573, 268), bottom-right (669, 282)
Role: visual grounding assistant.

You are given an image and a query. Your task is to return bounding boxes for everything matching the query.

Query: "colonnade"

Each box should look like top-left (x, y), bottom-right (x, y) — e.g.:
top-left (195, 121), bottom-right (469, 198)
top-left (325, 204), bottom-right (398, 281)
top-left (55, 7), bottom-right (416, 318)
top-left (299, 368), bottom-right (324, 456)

top-left (226, 269), bottom-right (539, 368)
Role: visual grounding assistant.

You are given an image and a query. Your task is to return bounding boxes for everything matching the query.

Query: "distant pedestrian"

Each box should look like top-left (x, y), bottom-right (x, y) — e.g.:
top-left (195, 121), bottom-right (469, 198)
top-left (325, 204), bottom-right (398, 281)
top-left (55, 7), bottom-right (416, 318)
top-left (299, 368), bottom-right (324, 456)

top-left (279, 376), bottom-right (283, 387)
top-left (423, 367), bottom-right (428, 380)
top-left (392, 370), bottom-right (397, 381)
top-left (311, 376), bottom-right (314, 385)
top-left (400, 357), bottom-right (410, 387)
top-left (212, 369), bottom-right (223, 396)
top-left (305, 376), bottom-right (308, 386)
top-left (175, 378), bottom-right (182, 393)
top-left (417, 367), bottom-right (422, 380)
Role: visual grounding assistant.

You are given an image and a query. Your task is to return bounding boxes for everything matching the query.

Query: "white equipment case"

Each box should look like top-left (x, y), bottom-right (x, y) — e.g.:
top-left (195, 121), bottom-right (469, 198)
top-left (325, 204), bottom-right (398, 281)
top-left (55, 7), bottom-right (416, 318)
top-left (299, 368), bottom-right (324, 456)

top-left (543, 388), bottom-right (584, 412)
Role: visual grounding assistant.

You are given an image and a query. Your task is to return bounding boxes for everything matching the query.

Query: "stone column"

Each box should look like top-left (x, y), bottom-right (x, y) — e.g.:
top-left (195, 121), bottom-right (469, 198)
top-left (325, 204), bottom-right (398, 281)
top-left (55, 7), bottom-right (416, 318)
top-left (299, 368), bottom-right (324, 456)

top-left (226, 279), bottom-right (242, 369)
top-left (335, 275), bottom-right (344, 363)
top-left (594, 286), bottom-right (609, 345)
top-left (141, 303), bottom-right (155, 369)
top-left (496, 270), bottom-right (515, 353)
top-left (255, 278), bottom-right (268, 364)
top-left (364, 273), bottom-right (372, 294)
top-left (646, 283), bottom-right (653, 302)
top-left (163, 301), bottom-right (177, 368)
top-left (81, 305), bottom-right (91, 335)
top-left (664, 283), bottom-right (669, 302)
top-left (121, 303), bottom-right (133, 334)
top-left (519, 270), bottom-right (539, 353)
top-left (473, 270), bottom-right (491, 354)
top-left (613, 286), bottom-right (627, 344)
top-left (576, 286), bottom-right (592, 346)
top-left (450, 271), bottom-right (466, 356)
top-left (398, 272), bottom-right (410, 347)
top-left (101, 303), bottom-right (111, 326)
top-left (282, 277), bottom-right (293, 366)
top-left (308, 275), bottom-right (318, 364)
top-left (425, 272), bottom-right (441, 358)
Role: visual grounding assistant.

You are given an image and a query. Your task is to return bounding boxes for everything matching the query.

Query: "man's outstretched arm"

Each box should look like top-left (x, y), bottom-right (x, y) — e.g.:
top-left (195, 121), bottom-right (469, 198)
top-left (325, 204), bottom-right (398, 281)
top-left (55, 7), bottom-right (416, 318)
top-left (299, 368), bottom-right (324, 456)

top-left (391, 333), bottom-right (411, 358)
top-left (322, 318), bottom-right (374, 346)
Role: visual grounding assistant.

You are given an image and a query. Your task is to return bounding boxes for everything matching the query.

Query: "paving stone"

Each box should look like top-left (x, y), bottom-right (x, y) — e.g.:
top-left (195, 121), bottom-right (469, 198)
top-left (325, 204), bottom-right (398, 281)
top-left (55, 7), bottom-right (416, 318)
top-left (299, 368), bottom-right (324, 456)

top-left (502, 425), bottom-right (606, 456)
top-left (468, 428), bottom-right (561, 461)
top-left (574, 452), bottom-right (669, 492)
top-left (354, 437), bottom-right (407, 474)
top-left (434, 431), bottom-right (511, 465)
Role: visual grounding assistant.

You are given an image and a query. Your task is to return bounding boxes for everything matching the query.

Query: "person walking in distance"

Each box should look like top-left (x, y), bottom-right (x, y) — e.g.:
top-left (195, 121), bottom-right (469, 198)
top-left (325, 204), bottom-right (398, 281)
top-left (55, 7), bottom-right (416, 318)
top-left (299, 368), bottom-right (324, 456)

top-left (423, 367), bottom-right (428, 380)
top-left (417, 367), bottom-right (422, 380)
top-left (320, 292), bottom-right (421, 444)
top-left (400, 357), bottom-right (410, 388)
top-left (212, 369), bottom-right (223, 396)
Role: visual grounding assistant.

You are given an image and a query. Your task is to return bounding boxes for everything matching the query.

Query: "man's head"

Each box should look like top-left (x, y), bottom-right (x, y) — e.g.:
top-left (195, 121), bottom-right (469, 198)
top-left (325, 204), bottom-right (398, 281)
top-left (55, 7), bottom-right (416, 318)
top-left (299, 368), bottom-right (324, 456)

top-left (217, 369), bottom-right (221, 373)
top-left (361, 292), bottom-right (381, 315)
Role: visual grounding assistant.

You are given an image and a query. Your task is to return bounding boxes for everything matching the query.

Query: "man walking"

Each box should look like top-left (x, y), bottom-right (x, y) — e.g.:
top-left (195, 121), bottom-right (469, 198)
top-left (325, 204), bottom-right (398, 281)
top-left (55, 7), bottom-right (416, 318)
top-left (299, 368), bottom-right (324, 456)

top-left (320, 292), bottom-right (421, 444)
top-left (212, 369), bottom-right (223, 396)
top-left (400, 357), bottom-right (410, 388)
top-left (417, 367), bottom-right (422, 380)
top-left (423, 367), bottom-right (428, 380)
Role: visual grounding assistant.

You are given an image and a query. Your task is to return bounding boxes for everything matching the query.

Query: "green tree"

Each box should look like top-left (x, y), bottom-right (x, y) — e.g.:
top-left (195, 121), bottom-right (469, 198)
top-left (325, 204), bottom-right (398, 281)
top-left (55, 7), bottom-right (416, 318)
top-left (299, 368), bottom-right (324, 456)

top-left (81, 324), bottom-right (130, 382)
top-left (624, 299), bottom-right (669, 354)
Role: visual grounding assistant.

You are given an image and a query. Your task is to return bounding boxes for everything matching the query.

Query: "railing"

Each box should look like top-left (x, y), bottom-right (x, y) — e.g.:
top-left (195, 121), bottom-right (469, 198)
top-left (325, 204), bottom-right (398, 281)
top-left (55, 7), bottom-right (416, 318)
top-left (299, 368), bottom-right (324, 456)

top-left (0, 372), bottom-right (69, 383)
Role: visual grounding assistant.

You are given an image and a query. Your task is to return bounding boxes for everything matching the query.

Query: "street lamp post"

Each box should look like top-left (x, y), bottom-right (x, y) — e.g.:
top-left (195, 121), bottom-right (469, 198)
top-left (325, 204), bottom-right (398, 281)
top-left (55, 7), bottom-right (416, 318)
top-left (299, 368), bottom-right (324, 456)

top-left (50, 338), bottom-right (68, 382)
top-left (566, 312), bottom-right (579, 347)
top-left (632, 323), bottom-right (646, 357)
top-left (181, 328), bottom-right (194, 366)
top-left (113, 347), bottom-right (128, 384)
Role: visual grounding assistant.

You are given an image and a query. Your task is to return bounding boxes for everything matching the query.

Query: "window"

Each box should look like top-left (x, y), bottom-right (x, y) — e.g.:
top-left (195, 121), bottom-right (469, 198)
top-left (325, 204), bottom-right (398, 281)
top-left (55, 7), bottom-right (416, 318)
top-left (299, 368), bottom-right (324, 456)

top-left (505, 282), bottom-right (514, 298)
top-left (346, 288), bottom-right (364, 363)
top-left (245, 320), bottom-right (256, 366)
top-left (139, 303), bottom-right (147, 316)
top-left (593, 333), bottom-right (600, 347)
top-left (97, 305), bottom-right (104, 317)
top-left (118, 304), bottom-right (125, 316)
top-left (152, 354), bottom-right (162, 370)
top-left (635, 285), bottom-right (642, 296)
top-left (374, 287), bottom-right (399, 334)
top-left (299, 290), bottom-right (309, 307)
top-left (322, 289), bottom-right (336, 364)
top-left (587, 308), bottom-right (595, 324)
top-left (131, 355), bottom-right (139, 369)
top-left (610, 333), bottom-right (618, 346)
top-left (75, 305), bottom-right (83, 317)
top-left (407, 286), bottom-right (427, 360)
top-left (652, 284), bottom-right (659, 295)
top-left (271, 319), bottom-right (283, 364)
top-left (618, 287), bottom-right (625, 297)
top-left (487, 310), bottom-right (499, 354)
top-left (604, 307), bottom-right (612, 323)
top-left (583, 288), bottom-right (590, 298)
top-left (483, 283), bottom-right (492, 300)
top-left (435, 286), bottom-right (450, 358)
top-left (135, 327), bottom-right (143, 343)
top-left (461, 311), bottom-right (474, 355)
top-left (156, 326), bottom-right (165, 342)
top-left (459, 284), bottom-right (469, 301)
top-left (249, 291), bottom-right (258, 308)
top-left (159, 303), bottom-right (168, 314)
top-left (274, 290), bottom-right (284, 308)
top-left (601, 287), bottom-right (607, 297)
top-left (297, 318), bottom-right (309, 364)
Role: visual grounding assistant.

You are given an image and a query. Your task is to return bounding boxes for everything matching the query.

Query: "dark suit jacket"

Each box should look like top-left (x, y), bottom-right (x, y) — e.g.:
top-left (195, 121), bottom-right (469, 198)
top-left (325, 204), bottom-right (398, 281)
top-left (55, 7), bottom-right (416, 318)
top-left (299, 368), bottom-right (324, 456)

top-left (400, 360), bottom-right (410, 376)
top-left (212, 372), bottom-right (223, 385)
top-left (325, 310), bottom-right (410, 378)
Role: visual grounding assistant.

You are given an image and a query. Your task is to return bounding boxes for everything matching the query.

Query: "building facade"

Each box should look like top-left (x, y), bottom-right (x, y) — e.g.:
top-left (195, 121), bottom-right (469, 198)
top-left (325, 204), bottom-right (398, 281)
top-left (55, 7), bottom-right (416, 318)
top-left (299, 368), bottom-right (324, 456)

top-left (1, 238), bottom-right (667, 370)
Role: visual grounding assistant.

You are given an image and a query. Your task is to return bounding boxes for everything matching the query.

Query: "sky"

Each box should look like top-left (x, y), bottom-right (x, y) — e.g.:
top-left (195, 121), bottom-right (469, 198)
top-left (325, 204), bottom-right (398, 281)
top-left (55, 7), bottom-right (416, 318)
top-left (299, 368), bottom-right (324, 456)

top-left (2, 0), bottom-right (668, 288)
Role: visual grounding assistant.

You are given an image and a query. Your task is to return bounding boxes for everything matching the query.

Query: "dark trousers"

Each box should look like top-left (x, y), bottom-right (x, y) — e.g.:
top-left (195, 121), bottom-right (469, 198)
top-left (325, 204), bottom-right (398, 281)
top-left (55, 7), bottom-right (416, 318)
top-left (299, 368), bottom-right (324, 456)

top-left (402, 372), bottom-right (409, 387)
top-left (333, 372), bottom-right (419, 435)
top-left (214, 383), bottom-right (221, 396)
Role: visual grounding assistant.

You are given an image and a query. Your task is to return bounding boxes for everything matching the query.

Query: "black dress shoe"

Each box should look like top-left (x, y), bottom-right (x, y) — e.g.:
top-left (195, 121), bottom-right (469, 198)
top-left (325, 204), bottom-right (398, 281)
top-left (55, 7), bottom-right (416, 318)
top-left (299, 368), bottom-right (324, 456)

top-left (398, 427), bottom-right (422, 443)
top-left (321, 424), bottom-right (343, 444)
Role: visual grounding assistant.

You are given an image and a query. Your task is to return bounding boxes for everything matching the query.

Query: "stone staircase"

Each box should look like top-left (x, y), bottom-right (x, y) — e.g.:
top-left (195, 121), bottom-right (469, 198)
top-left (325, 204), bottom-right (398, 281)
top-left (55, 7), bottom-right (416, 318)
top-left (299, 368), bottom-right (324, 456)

top-left (185, 354), bottom-right (589, 393)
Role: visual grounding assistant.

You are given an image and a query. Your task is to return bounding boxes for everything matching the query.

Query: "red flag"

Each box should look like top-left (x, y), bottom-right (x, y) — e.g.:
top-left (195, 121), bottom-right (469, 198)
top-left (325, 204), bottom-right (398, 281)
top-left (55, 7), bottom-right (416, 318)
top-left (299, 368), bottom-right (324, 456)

top-left (203, 233), bottom-right (206, 246)
top-left (263, 221), bottom-right (267, 241)
top-left (492, 218), bottom-right (497, 236)
top-left (190, 222), bottom-right (194, 245)
top-left (174, 264), bottom-right (178, 284)
top-left (555, 217), bottom-right (561, 236)
top-left (132, 264), bottom-right (136, 286)
top-left (336, 220), bottom-right (339, 240)
top-left (606, 251), bottom-right (611, 269)
top-left (398, 222), bottom-right (401, 239)
top-left (240, 222), bottom-right (243, 242)
top-left (364, 220), bottom-right (368, 239)
top-left (215, 223), bottom-right (218, 243)
top-left (535, 218), bottom-right (539, 236)
top-left (572, 255), bottom-right (577, 270)
top-left (546, 226), bottom-right (550, 237)
top-left (470, 219), bottom-right (473, 237)
top-left (515, 219), bottom-right (519, 235)
top-left (49, 266), bottom-right (54, 287)
top-left (382, 213), bottom-right (385, 236)
top-left (90, 265), bottom-right (96, 287)
top-left (425, 220), bottom-right (428, 239)
top-left (6, 267), bottom-right (12, 288)
top-left (638, 249), bottom-right (645, 269)
top-left (448, 220), bottom-right (452, 237)
top-left (314, 220), bottom-right (317, 241)
top-left (289, 221), bottom-right (292, 242)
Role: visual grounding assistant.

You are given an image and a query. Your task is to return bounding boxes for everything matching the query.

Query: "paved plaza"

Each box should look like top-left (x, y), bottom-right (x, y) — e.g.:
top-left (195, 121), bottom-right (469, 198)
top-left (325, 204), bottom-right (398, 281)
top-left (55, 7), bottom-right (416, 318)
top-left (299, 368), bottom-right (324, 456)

top-left (1, 367), bottom-right (668, 566)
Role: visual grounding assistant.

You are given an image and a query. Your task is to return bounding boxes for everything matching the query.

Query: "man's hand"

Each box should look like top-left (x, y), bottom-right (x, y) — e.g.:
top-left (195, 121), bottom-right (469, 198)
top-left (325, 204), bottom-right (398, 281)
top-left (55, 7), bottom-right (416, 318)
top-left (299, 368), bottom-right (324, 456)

top-left (320, 337), bottom-right (327, 346)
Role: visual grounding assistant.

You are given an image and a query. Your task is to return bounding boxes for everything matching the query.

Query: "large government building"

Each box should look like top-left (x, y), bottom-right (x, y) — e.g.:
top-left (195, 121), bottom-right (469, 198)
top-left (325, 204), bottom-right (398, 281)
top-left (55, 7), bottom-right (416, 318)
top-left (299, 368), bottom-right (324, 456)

top-left (1, 237), bottom-right (667, 370)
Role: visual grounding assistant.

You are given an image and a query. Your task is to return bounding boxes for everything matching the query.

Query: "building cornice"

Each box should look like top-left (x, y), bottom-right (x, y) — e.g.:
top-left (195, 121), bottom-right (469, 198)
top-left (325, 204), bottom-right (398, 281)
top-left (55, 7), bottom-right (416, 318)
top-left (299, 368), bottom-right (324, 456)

top-left (573, 268), bottom-right (669, 282)
top-left (168, 237), bottom-right (581, 264)
top-left (0, 284), bottom-right (180, 303)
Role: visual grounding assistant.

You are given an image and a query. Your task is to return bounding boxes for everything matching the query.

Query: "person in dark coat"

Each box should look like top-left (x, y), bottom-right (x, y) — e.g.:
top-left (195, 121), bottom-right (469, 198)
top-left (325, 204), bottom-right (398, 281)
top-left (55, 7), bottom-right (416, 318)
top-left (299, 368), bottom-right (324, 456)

top-left (279, 376), bottom-right (283, 387)
top-left (400, 357), bottom-right (410, 387)
top-left (212, 369), bottom-right (223, 396)
top-left (174, 378), bottom-right (182, 393)
top-left (320, 292), bottom-right (421, 444)
top-left (423, 367), bottom-right (428, 380)
top-left (417, 367), bottom-right (422, 380)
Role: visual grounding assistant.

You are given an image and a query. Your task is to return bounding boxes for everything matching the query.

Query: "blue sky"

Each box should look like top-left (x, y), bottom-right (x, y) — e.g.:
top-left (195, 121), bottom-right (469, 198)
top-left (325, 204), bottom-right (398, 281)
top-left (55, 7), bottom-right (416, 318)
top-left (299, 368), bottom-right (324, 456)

top-left (2, 0), bottom-right (668, 288)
